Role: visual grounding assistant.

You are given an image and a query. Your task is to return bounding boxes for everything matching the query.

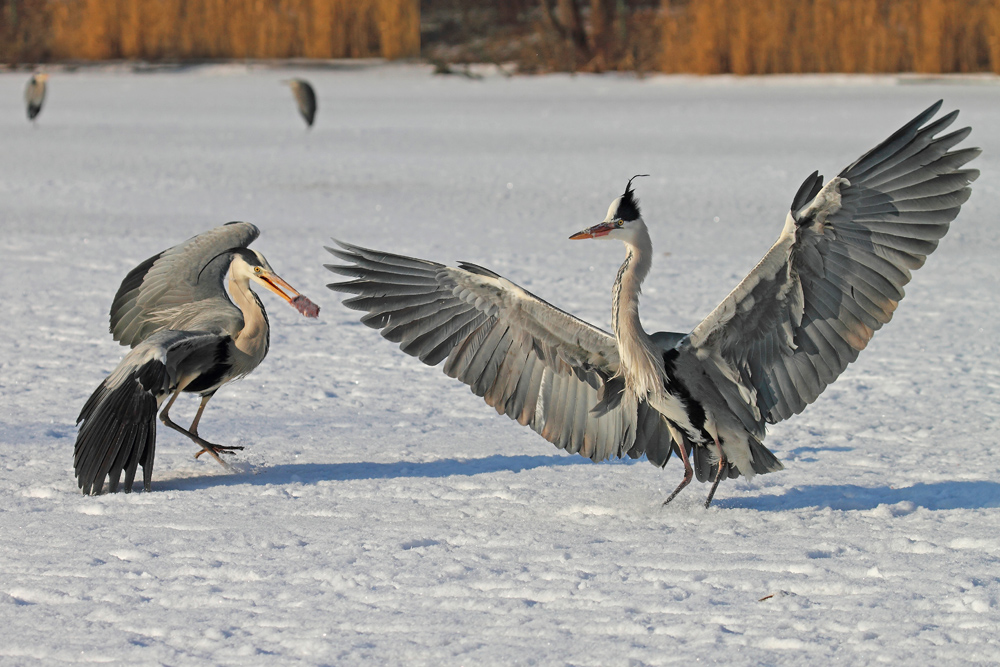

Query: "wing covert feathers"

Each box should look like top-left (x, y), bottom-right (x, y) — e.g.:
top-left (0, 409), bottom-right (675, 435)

top-left (109, 222), bottom-right (258, 348)
top-left (326, 241), bottom-right (680, 467)
top-left (690, 101), bottom-right (979, 427)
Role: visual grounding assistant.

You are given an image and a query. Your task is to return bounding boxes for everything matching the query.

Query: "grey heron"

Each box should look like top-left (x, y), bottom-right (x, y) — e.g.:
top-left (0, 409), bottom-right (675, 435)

top-left (74, 222), bottom-right (320, 495)
top-left (25, 73), bottom-right (47, 123)
top-left (284, 79), bottom-right (317, 128)
top-left (325, 101), bottom-right (978, 507)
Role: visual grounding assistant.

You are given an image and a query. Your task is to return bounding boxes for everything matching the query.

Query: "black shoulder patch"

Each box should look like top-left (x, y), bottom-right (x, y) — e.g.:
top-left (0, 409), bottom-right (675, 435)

top-left (790, 170), bottom-right (823, 220)
top-left (457, 262), bottom-right (501, 279)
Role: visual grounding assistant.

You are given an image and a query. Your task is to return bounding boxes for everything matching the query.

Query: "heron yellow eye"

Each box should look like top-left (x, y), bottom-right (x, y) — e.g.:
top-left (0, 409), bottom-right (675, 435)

top-left (616, 220), bottom-right (624, 228)
top-left (254, 267), bottom-right (262, 273)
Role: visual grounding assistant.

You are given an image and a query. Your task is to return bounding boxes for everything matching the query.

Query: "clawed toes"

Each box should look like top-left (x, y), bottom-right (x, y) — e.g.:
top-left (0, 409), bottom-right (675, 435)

top-left (194, 445), bottom-right (245, 459)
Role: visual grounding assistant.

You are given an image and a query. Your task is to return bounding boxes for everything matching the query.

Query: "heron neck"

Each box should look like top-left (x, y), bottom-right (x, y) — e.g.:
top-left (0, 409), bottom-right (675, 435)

top-left (228, 274), bottom-right (270, 362)
top-left (612, 227), bottom-right (663, 396)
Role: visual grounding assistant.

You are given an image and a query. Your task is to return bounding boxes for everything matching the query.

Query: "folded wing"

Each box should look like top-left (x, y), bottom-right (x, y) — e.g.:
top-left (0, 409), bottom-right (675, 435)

top-left (109, 222), bottom-right (259, 348)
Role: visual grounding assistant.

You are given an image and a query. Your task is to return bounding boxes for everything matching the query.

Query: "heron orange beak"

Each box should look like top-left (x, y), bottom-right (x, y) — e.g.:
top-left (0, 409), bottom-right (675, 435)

top-left (569, 222), bottom-right (615, 240)
top-left (257, 272), bottom-right (320, 318)
top-left (258, 273), bottom-right (298, 302)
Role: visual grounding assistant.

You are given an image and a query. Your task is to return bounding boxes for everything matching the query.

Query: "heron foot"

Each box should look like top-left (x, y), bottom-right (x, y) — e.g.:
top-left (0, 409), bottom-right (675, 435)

top-left (194, 444), bottom-right (244, 459)
top-left (192, 443), bottom-right (244, 471)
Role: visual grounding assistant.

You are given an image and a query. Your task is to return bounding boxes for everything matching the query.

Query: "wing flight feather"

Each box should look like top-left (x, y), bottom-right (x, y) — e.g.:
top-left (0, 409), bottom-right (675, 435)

top-left (326, 241), bottom-right (678, 465)
top-left (687, 100), bottom-right (979, 427)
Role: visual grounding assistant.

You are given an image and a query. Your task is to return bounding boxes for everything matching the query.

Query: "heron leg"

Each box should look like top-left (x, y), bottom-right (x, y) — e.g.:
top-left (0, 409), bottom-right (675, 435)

top-left (158, 390), bottom-right (238, 471)
top-left (183, 391), bottom-right (245, 459)
top-left (704, 437), bottom-right (727, 509)
top-left (188, 392), bottom-right (213, 436)
top-left (187, 392), bottom-right (244, 460)
top-left (662, 436), bottom-right (694, 507)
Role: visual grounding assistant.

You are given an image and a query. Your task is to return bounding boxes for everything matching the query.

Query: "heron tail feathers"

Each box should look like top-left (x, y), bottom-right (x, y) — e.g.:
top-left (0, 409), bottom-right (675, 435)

top-left (748, 436), bottom-right (784, 475)
top-left (74, 356), bottom-right (166, 495)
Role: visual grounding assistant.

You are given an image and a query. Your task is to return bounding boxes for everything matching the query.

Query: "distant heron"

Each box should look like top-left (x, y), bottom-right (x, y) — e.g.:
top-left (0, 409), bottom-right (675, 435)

top-left (284, 79), bottom-right (317, 128)
top-left (74, 222), bottom-right (320, 495)
top-left (326, 101), bottom-right (978, 507)
top-left (25, 73), bottom-right (47, 123)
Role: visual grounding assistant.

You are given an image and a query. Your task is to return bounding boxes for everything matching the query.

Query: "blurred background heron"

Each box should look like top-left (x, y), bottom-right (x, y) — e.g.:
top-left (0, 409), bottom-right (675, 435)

top-left (24, 73), bottom-right (48, 124)
top-left (284, 78), bottom-right (317, 128)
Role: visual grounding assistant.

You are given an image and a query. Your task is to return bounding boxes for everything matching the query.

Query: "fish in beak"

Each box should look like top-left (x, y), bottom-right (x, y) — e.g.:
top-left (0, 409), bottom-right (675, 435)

top-left (255, 271), bottom-right (320, 317)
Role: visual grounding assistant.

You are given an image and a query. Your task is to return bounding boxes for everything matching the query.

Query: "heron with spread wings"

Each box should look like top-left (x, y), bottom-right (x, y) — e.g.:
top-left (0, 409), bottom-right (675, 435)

top-left (74, 222), bottom-right (320, 495)
top-left (326, 101), bottom-right (979, 507)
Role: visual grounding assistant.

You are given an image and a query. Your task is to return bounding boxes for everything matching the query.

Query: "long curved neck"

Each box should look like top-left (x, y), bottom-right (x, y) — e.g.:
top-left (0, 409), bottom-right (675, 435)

top-left (228, 273), bottom-right (270, 364)
top-left (611, 225), bottom-right (663, 397)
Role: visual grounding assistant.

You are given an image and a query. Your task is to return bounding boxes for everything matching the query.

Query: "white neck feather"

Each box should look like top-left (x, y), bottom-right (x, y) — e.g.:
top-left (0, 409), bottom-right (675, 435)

top-left (228, 272), bottom-right (269, 362)
top-left (611, 222), bottom-right (666, 398)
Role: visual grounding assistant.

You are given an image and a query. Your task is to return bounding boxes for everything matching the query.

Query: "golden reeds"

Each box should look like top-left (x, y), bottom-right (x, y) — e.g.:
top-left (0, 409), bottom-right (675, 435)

top-left (2, 0), bottom-right (419, 63)
top-left (659, 0), bottom-right (1000, 74)
top-left (7, 0), bottom-right (1000, 73)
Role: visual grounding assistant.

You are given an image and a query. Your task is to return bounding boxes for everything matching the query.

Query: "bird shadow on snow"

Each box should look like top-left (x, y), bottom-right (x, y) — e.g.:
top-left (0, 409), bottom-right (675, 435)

top-left (719, 481), bottom-right (1000, 512)
top-left (157, 454), bottom-right (591, 492)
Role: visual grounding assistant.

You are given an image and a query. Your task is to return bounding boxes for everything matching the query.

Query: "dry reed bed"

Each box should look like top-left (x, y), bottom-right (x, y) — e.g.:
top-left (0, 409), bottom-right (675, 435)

top-left (6, 0), bottom-right (1000, 73)
top-left (659, 0), bottom-right (1000, 74)
top-left (2, 0), bottom-right (419, 63)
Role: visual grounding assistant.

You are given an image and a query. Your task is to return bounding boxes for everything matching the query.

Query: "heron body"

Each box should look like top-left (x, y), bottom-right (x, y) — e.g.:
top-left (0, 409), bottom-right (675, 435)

top-left (326, 101), bottom-right (978, 507)
top-left (285, 79), bottom-right (317, 127)
top-left (25, 73), bottom-right (47, 122)
top-left (74, 222), bottom-right (319, 495)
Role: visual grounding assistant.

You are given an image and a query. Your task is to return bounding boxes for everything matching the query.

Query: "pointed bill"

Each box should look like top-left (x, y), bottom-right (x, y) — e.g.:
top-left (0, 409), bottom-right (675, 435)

top-left (569, 222), bottom-right (616, 240)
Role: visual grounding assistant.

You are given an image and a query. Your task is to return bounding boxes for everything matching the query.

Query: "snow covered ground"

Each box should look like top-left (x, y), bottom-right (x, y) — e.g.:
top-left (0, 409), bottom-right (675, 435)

top-left (1, 63), bottom-right (999, 665)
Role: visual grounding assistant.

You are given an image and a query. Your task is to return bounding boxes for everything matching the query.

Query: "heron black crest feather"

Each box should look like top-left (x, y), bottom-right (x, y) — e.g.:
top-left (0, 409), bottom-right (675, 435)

top-left (617, 174), bottom-right (649, 222)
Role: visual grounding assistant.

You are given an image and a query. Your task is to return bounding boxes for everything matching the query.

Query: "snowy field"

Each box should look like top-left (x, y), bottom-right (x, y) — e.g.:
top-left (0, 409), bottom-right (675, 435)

top-left (1, 63), bottom-right (999, 665)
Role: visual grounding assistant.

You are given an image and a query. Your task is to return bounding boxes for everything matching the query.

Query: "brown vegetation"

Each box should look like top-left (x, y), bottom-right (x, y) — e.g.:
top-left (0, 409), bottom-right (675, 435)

top-left (5, 0), bottom-right (1000, 74)
top-left (1, 0), bottom-right (419, 64)
top-left (659, 0), bottom-right (1000, 75)
top-left (427, 0), bottom-right (1000, 75)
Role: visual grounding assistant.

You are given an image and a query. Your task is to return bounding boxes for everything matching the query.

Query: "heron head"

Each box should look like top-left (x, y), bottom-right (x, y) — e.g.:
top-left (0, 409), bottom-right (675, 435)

top-left (230, 249), bottom-right (319, 317)
top-left (34, 73), bottom-right (49, 84)
top-left (569, 175), bottom-right (649, 243)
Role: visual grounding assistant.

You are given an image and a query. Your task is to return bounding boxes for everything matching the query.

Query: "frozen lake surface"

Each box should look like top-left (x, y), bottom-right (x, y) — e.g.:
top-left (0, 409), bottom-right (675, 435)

top-left (1, 64), bottom-right (999, 664)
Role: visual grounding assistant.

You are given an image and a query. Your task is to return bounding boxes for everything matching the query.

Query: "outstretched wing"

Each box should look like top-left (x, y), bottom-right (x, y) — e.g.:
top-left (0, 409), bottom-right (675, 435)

top-left (109, 222), bottom-right (259, 348)
top-left (325, 241), bottom-right (678, 466)
top-left (688, 100), bottom-right (980, 427)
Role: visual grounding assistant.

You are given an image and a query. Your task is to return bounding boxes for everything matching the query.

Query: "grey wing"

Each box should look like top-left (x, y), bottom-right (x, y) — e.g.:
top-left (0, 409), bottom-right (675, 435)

top-left (109, 222), bottom-right (259, 347)
top-left (326, 241), bottom-right (679, 465)
top-left (74, 330), bottom-right (229, 494)
top-left (688, 100), bottom-right (980, 429)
